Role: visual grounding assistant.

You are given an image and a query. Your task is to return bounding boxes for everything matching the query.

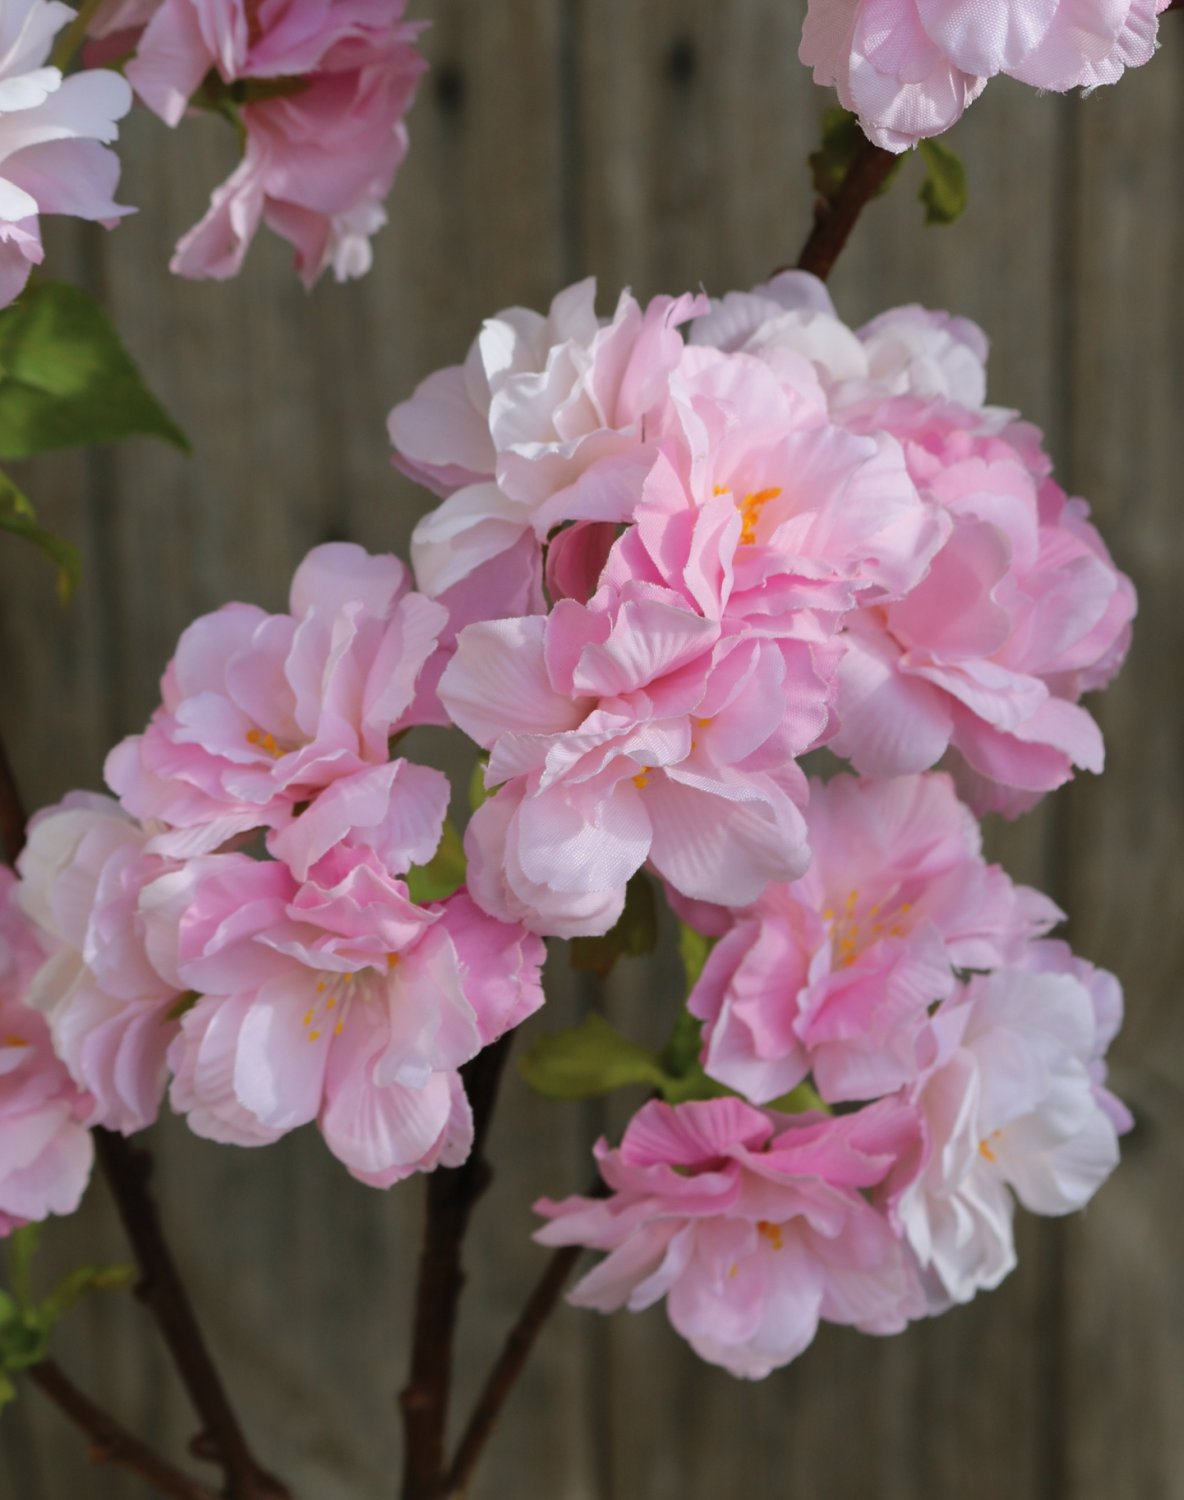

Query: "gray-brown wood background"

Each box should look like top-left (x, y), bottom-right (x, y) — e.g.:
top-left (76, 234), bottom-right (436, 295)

top-left (2, 4), bottom-right (1182, 1495)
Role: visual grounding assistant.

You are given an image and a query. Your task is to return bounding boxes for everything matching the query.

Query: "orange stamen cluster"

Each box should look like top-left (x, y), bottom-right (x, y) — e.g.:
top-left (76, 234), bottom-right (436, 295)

top-left (821, 890), bottom-right (913, 968)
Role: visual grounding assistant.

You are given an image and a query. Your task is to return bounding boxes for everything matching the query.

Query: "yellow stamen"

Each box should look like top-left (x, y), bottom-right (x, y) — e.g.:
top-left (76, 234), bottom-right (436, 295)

top-left (632, 768), bottom-right (651, 790)
top-left (757, 1220), bottom-right (784, 1251)
top-left (302, 1008), bottom-right (315, 1027)
top-left (737, 486), bottom-right (782, 545)
top-left (245, 727), bottom-right (284, 759)
top-left (3, 1033), bottom-right (28, 1048)
top-left (979, 1137), bottom-right (998, 1164)
top-left (325, 995), bottom-right (337, 1010)
top-left (386, 953), bottom-right (400, 971)
top-left (334, 1021), bottom-right (344, 1036)
top-left (308, 1029), bottom-right (322, 1043)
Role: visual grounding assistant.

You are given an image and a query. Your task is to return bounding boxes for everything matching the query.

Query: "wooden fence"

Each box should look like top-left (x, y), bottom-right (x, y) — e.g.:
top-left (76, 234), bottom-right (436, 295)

top-left (1, 4), bottom-right (1182, 1496)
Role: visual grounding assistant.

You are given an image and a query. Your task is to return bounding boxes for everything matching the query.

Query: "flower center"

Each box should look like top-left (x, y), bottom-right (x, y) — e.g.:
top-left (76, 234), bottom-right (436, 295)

top-left (712, 483), bottom-right (784, 545)
top-left (757, 1220), bottom-right (784, 1251)
top-left (301, 958), bottom-right (398, 1042)
top-left (978, 1131), bottom-right (1003, 1164)
top-left (245, 727), bottom-right (289, 760)
top-left (821, 889), bottom-right (912, 967)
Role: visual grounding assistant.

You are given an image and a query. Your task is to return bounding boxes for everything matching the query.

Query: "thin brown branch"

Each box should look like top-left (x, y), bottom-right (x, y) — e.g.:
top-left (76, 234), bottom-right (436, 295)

top-left (796, 131), bottom-right (899, 282)
top-left (444, 1241), bottom-right (584, 1498)
top-left (398, 1033), bottom-right (514, 1500)
top-left (95, 1130), bottom-right (291, 1500)
top-left (0, 724), bottom-right (27, 865)
top-left (28, 1359), bottom-right (221, 1500)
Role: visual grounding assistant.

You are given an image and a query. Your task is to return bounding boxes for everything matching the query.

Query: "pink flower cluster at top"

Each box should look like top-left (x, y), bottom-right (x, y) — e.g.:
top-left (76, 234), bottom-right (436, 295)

top-left (800, 0), bottom-right (1171, 149)
top-left (89, 0), bottom-right (426, 285)
top-left (385, 273), bottom-right (1132, 1376)
top-left (390, 272), bottom-right (1133, 936)
top-left (2, 543), bottom-right (546, 1228)
top-left (0, 0), bottom-right (133, 307)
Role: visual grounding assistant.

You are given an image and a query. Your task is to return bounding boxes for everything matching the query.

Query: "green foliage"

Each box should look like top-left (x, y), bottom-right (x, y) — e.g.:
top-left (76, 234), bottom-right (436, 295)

top-left (0, 471), bottom-right (79, 602)
top-left (0, 282), bottom-right (189, 460)
top-left (677, 923), bottom-right (715, 992)
top-left (520, 1012), bottom-right (672, 1100)
top-left (570, 871), bottom-right (659, 978)
top-left (405, 820), bottom-right (466, 904)
top-left (810, 108), bottom-right (904, 201)
top-left (917, 138), bottom-right (969, 225)
top-left (0, 1226), bottom-right (133, 1406)
top-left (468, 754), bottom-right (491, 812)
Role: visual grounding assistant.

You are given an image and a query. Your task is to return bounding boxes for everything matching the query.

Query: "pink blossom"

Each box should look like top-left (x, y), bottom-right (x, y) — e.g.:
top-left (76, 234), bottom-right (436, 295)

top-left (536, 1096), bottom-right (923, 1378)
top-left (0, 867), bottom-right (93, 1235)
top-left (389, 280), bottom-right (704, 604)
top-left (898, 963), bottom-right (1125, 1308)
top-left (441, 564), bottom-right (835, 937)
top-left (151, 849), bottom-right (544, 1184)
top-left (0, 0), bottom-right (133, 307)
top-left (689, 773), bottom-right (1060, 1105)
top-left (800, 0), bottom-right (1170, 152)
top-left (694, 274), bottom-right (1135, 814)
top-left (105, 543), bottom-right (448, 853)
top-left (127, 1), bottom-right (426, 285)
top-left (16, 794), bottom-right (182, 1134)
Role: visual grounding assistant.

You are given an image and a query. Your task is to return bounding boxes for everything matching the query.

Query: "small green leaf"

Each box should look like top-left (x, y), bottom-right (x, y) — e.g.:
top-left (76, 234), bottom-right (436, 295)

top-left (767, 1080), bottom-right (828, 1115)
top-left (165, 990), bottom-right (201, 1022)
top-left (570, 872), bottom-right (658, 978)
top-left (677, 923), bottom-right (715, 992)
top-left (810, 108), bottom-right (904, 202)
top-left (0, 472), bottom-right (80, 602)
top-left (917, 138), bottom-right (968, 226)
top-left (661, 1007), bottom-right (704, 1081)
top-left (0, 282), bottom-right (189, 459)
top-left (468, 755), bottom-right (491, 813)
top-left (519, 1012), bottom-right (669, 1100)
top-left (405, 820), bottom-right (466, 904)
top-left (0, 1368), bottom-right (15, 1408)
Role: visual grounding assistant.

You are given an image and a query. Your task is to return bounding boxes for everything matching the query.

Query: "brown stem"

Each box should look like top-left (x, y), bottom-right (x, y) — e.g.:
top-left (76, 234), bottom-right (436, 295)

top-left (0, 723), bottom-right (27, 865)
top-left (28, 1359), bottom-right (221, 1500)
top-left (398, 1034), bottom-right (513, 1500)
top-left (795, 131), bottom-right (899, 283)
top-left (444, 1242), bottom-right (584, 1498)
top-left (95, 1131), bottom-right (291, 1500)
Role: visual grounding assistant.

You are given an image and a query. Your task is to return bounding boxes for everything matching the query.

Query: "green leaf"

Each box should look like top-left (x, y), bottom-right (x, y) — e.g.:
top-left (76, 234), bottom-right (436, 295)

top-left (0, 1368), bottom-right (15, 1408)
top-left (767, 1080), bottom-right (828, 1115)
top-left (570, 871), bottom-right (658, 978)
top-left (0, 282), bottom-right (189, 459)
top-left (0, 471), bottom-right (79, 602)
top-left (519, 1012), bottom-right (670, 1100)
top-left (677, 923), bottom-right (715, 992)
top-left (165, 990), bottom-right (200, 1022)
top-left (810, 108), bottom-right (904, 202)
top-left (468, 755), bottom-right (491, 813)
top-left (405, 820), bottom-right (466, 904)
top-left (917, 138), bottom-right (968, 226)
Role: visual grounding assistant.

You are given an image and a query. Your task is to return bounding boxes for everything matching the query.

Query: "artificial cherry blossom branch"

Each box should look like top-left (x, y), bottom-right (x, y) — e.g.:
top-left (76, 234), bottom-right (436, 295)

top-left (444, 1230), bottom-right (594, 1497)
top-left (94, 1131), bottom-right (292, 1500)
top-left (795, 131), bottom-right (898, 281)
top-left (399, 1033), bottom-right (514, 1500)
top-left (28, 1359), bottom-right (221, 1500)
top-left (0, 725), bottom-right (27, 864)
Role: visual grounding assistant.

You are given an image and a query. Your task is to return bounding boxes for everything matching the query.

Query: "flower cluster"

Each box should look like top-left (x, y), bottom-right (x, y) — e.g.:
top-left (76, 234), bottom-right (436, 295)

top-left (0, 274), bottom-right (1132, 1391)
top-left (800, 0), bottom-right (1171, 150)
top-left (387, 274), bottom-right (1131, 1375)
top-left (0, 0), bottom-right (133, 308)
top-left (89, 0), bottom-right (427, 285)
top-left (2, 543), bottom-right (545, 1225)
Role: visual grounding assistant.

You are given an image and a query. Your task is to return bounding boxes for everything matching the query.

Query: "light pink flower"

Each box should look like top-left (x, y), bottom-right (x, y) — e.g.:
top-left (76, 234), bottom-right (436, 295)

top-left (898, 962), bottom-right (1126, 1308)
top-left (800, 0), bottom-right (1170, 152)
top-left (105, 543), bottom-right (448, 854)
top-left (536, 1096), bottom-right (924, 1378)
top-left (690, 773), bottom-right (1060, 1105)
top-left (0, 0), bottom-right (133, 307)
top-left (442, 564), bottom-right (835, 937)
top-left (17, 794), bottom-right (182, 1134)
top-left (695, 274), bottom-right (1135, 814)
top-left (389, 280), bottom-right (704, 604)
top-left (0, 867), bottom-right (93, 1235)
top-left (152, 849), bottom-right (544, 1184)
top-left (127, 1), bottom-right (426, 285)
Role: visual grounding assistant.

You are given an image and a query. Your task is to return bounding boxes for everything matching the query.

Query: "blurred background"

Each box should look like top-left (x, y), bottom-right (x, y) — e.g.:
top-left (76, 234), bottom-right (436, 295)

top-left (1, 3), bottom-right (1182, 1496)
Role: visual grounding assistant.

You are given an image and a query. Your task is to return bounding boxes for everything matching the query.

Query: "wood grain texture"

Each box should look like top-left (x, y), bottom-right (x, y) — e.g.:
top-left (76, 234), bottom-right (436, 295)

top-left (1, 3), bottom-right (1181, 1496)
